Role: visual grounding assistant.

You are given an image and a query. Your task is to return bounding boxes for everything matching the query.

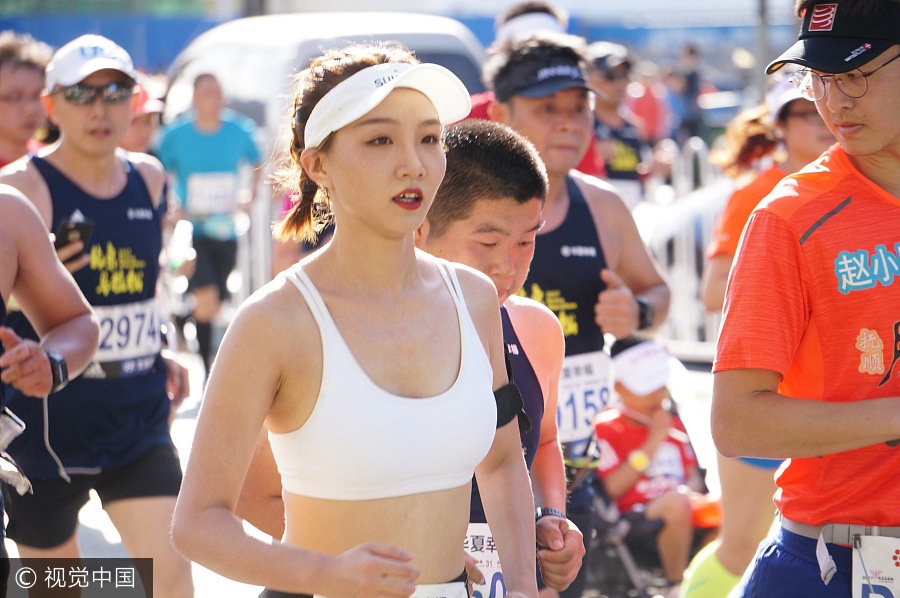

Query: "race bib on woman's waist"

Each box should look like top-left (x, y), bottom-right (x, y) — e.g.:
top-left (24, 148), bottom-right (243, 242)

top-left (186, 172), bottom-right (238, 216)
top-left (86, 298), bottom-right (162, 378)
top-left (556, 351), bottom-right (612, 444)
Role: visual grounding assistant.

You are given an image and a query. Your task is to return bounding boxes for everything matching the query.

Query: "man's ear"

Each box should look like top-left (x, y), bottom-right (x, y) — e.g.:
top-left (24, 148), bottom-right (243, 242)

top-left (299, 147), bottom-right (329, 189)
top-left (487, 100), bottom-right (509, 124)
top-left (414, 219), bottom-right (431, 249)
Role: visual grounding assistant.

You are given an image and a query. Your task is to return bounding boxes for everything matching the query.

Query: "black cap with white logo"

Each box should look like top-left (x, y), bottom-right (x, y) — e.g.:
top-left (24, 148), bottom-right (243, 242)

top-left (767, 1), bottom-right (900, 74)
top-left (493, 53), bottom-right (593, 102)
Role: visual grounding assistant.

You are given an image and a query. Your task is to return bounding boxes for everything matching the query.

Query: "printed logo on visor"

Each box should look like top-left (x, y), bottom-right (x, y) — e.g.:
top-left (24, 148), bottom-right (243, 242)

top-left (535, 65), bottom-right (582, 82)
top-left (374, 69), bottom-right (402, 88)
top-left (808, 3), bottom-right (838, 32)
top-left (845, 43), bottom-right (873, 62)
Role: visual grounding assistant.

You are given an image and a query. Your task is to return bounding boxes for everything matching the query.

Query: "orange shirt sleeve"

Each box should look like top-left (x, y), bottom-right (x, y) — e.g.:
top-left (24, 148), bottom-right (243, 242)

top-left (706, 166), bottom-right (786, 259)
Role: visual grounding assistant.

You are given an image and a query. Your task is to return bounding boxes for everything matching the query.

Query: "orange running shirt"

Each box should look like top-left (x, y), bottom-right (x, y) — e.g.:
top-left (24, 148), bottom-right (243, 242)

top-left (706, 164), bottom-right (787, 259)
top-left (714, 145), bottom-right (900, 526)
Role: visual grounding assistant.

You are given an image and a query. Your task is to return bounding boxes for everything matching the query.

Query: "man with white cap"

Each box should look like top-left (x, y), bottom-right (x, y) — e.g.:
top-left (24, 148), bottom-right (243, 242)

top-left (594, 337), bottom-right (704, 595)
top-left (0, 34), bottom-right (193, 597)
top-left (711, 1), bottom-right (900, 596)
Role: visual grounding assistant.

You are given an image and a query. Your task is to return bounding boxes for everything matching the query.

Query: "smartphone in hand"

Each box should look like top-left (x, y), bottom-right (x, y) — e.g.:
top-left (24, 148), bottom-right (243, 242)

top-left (53, 220), bottom-right (95, 264)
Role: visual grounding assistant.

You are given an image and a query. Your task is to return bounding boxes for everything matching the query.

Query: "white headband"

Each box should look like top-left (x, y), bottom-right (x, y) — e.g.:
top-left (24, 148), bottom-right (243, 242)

top-left (613, 341), bottom-right (672, 395)
top-left (495, 13), bottom-right (565, 45)
top-left (304, 62), bottom-right (471, 149)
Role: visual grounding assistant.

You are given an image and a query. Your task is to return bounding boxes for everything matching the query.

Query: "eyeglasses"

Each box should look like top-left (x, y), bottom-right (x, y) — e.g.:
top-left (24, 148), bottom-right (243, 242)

top-left (58, 82), bottom-right (134, 106)
top-left (789, 51), bottom-right (900, 101)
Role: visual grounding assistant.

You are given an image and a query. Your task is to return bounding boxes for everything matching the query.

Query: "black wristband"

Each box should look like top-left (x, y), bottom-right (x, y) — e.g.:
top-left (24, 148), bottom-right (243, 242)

top-left (636, 297), bottom-right (655, 330)
top-left (535, 506), bottom-right (566, 522)
top-left (45, 350), bottom-right (69, 394)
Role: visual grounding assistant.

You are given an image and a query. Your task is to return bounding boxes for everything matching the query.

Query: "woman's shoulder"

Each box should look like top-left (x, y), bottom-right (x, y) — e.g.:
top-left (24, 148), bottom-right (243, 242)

top-left (425, 253), bottom-right (496, 309)
top-left (229, 268), bottom-right (319, 343)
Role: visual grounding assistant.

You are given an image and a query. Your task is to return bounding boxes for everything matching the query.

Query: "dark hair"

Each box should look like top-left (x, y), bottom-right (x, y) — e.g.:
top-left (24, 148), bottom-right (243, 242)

top-left (192, 73), bottom-right (219, 90)
top-left (495, 1), bottom-right (569, 31)
top-left (482, 32), bottom-right (589, 96)
top-left (272, 44), bottom-right (418, 243)
top-left (427, 119), bottom-right (548, 238)
top-left (610, 335), bottom-right (649, 359)
top-left (0, 30), bottom-right (52, 80)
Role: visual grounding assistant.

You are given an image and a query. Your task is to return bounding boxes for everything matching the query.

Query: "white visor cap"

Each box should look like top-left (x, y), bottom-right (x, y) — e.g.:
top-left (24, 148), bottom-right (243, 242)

top-left (613, 341), bottom-right (672, 396)
top-left (304, 62), bottom-right (472, 149)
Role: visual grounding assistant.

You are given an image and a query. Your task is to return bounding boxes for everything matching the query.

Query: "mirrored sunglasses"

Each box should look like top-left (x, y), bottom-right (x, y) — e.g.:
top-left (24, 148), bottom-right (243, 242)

top-left (59, 82), bottom-right (135, 106)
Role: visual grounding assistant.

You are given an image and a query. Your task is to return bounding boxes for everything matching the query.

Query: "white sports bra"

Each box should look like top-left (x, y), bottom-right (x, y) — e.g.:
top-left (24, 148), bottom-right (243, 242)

top-left (269, 259), bottom-right (497, 501)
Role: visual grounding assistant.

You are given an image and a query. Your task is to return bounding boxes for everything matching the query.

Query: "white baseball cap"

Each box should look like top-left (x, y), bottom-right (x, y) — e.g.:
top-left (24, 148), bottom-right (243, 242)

top-left (45, 34), bottom-right (137, 91)
top-left (765, 72), bottom-right (806, 123)
top-left (304, 62), bottom-right (471, 149)
top-left (613, 340), bottom-right (672, 396)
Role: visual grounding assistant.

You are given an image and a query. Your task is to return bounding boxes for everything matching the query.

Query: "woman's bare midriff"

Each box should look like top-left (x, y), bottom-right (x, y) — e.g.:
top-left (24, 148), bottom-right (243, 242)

top-left (282, 482), bottom-right (472, 583)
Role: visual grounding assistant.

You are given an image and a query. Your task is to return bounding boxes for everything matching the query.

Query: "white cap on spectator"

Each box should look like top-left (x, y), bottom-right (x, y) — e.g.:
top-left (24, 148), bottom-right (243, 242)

top-left (766, 73), bottom-right (806, 122)
top-left (613, 340), bottom-right (672, 395)
top-left (45, 34), bottom-right (136, 91)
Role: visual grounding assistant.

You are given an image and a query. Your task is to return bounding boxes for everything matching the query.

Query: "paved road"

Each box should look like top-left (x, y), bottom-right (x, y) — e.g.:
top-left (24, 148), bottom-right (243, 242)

top-left (5, 352), bottom-right (717, 597)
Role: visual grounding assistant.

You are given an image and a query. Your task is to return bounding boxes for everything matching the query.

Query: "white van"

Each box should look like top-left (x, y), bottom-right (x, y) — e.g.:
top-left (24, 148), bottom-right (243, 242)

top-left (163, 11), bottom-right (486, 299)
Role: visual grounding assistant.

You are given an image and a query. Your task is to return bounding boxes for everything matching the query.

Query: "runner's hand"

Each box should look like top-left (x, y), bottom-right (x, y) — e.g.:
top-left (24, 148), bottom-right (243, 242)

top-left (162, 351), bottom-right (190, 425)
top-left (320, 542), bottom-right (419, 597)
top-left (464, 551), bottom-right (484, 589)
top-left (0, 327), bottom-right (53, 397)
top-left (536, 516), bottom-right (585, 591)
top-left (594, 269), bottom-right (638, 339)
top-left (50, 234), bottom-right (90, 274)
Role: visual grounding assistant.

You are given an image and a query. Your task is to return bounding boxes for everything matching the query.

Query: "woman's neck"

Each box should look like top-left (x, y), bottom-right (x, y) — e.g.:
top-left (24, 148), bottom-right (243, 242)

top-left (320, 227), bottom-right (422, 296)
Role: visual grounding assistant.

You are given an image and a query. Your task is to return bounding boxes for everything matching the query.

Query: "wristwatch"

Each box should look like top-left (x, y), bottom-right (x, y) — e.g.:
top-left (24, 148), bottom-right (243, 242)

top-left (636, 297), bottom-right (655, 330)
top-left (627, 449), bottom-right (651, 473)
top-left (45, 350), bottom-right (69, 394)
top-left (535, 507), bottom-right (566, 522)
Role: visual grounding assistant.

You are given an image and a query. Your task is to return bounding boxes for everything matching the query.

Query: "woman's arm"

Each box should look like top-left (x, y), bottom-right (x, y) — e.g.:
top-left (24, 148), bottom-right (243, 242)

top-left (172, 293), bottom-right (313, 590)
top-left (700, 253), bottom-right (733, 313)
top-left (172, 284), bottom-right (419, 596)
top-left (236, 429), bottom-right (286, 539)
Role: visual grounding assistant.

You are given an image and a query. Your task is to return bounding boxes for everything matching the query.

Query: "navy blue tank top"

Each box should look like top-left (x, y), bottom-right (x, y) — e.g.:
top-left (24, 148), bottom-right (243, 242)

top-left (520, 175), bottom-right (612, 511)
top-left (4, 154), bottom-right (171, 479)
top-left (469, 306), bottom-right (545, 523)
top-left (521, 175), bottom-right (609, 354)
top-left (595, 119), bottom-right (643, 183)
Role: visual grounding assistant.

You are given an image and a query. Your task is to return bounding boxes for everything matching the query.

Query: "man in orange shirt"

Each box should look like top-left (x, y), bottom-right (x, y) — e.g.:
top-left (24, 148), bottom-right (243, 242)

top-left (711, 1), bottom-right (900, 596)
